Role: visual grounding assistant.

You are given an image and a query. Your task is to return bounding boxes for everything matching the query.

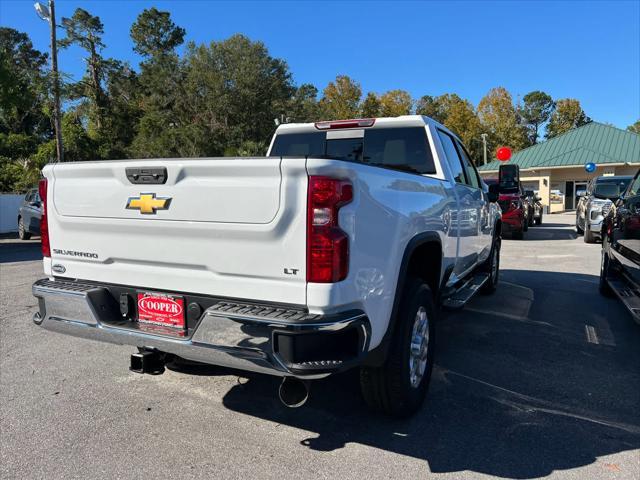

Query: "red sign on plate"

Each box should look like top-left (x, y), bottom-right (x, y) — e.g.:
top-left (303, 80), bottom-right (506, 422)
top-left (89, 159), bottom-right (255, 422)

top-left (137, 292), bottom-right (185, 330)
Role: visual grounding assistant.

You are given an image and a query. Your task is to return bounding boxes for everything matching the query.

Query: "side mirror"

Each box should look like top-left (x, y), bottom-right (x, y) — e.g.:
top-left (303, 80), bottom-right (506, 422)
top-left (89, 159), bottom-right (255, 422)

top-left (30, 201), bottom-right (41, 207)
top-left (535, 195), bottom-right (542, 201)
top-left (488, 184), bottom-right (500, 203)
top-left (577, 191), bottom-right (586, 197)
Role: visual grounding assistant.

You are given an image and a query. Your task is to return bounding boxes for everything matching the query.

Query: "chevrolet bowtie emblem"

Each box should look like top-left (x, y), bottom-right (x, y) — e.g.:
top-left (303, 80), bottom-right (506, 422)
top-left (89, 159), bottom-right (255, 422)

top-left (126, 193), bottom-right (171, 214)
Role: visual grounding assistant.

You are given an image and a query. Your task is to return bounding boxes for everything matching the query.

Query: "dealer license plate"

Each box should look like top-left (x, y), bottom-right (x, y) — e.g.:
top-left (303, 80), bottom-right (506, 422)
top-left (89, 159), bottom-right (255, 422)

top-left (136, 292), bottom-right (186, 332)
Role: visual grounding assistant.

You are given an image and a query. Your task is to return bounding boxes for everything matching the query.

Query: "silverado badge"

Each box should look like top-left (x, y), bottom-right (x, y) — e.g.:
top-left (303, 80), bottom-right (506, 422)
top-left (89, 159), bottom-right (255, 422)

top-left (126, 193), bottom-right (171, 214)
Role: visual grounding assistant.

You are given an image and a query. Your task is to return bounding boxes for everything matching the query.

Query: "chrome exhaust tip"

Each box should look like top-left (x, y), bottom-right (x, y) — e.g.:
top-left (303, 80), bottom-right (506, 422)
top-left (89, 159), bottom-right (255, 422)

top-left (278, 377), bottom-right (310, 408)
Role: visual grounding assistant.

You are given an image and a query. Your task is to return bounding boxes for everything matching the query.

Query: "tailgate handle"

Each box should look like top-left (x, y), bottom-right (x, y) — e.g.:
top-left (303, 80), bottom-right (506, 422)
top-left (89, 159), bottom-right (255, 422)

top-left (126, 167), bottom-right (167, 185)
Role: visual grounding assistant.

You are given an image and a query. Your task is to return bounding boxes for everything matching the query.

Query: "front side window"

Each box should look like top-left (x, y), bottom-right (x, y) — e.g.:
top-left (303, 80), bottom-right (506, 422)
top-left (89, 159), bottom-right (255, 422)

top-left (269, 127), bottom-right (436, 175)
top-left (454, 140), bottom-right (480, 189)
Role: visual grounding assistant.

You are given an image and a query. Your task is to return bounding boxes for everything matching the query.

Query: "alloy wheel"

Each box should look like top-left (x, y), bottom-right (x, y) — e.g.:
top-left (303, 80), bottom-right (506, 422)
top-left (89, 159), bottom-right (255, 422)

top-left (409, 306), bottom-right (430, 388)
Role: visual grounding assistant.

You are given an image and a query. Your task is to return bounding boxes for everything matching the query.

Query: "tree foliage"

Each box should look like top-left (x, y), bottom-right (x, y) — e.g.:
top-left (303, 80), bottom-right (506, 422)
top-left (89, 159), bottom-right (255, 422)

top-left (545, 98), bottom-right (591, 139)
top-left (319, 75), bottom-right (361, 120)
top-left (360, 92), bottom-right (381, 118)
top-left (628, 120), bottom-right (640, 134)
top-left (59, 8), bottom-right (108, 131)
top-left (379, 89), bottom-right (413, 117)
top-left (1, 8), bottom-right (605, 192)
top-left (520, 90), bottom-right (555, 145)
top-left (478, 87), bottom-right (528, 153)
top-left (0, 27), bottom-right (49, 137)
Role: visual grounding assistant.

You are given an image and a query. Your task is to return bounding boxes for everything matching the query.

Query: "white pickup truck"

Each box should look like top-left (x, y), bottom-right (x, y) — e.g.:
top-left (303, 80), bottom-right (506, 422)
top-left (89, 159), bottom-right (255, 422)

top-left (33, 115), bottom-right (502, 416)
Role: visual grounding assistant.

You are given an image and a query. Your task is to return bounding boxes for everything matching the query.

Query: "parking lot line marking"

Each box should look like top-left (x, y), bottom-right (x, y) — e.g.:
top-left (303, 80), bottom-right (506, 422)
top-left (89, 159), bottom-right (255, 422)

top-left (585, 325), bottom-right (599, 344)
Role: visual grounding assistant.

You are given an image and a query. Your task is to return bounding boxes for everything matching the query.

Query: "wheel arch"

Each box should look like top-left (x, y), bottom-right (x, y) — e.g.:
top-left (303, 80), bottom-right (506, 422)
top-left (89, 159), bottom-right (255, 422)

top-left (363, 231), bottom-right (444, 367)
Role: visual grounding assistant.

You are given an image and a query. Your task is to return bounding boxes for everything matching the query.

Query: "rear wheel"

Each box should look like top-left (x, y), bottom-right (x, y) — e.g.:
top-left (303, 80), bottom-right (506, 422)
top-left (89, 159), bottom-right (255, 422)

top-left (535, 213), bottom-right (542, 225)
top-left (480, 237), bottom-right (500, 295)
top-left (576, 216), bottom-right (584, 234)
top-left (599, 251), bottom-right (614, 297)
top-left (360, 279), bottom-right (436, 417)
top-left (18, 217), bottom-right (31, 240)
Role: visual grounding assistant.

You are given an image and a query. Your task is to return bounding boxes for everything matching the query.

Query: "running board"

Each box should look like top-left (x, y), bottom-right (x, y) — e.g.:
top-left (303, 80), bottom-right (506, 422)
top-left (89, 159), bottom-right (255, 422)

top-left (442, 273), bottom-right (490, 310)
top-left (607, 277), bottom-right (640, 324)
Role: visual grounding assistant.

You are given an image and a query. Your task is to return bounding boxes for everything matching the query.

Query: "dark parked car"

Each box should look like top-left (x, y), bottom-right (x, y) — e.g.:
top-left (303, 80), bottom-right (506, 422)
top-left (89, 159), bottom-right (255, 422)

top-left (524, 190), bottom-right (543, 226)
top-left (17, 188), bottom-right (42, 240)
top-left (600, 169), bottom-right (640, 324)
top-left (576, 175), bottom-right (632, 243)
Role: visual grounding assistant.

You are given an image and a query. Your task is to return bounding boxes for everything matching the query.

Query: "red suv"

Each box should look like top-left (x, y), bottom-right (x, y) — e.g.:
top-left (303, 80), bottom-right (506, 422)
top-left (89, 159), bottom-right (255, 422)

top-left (485, 179), bottom-right (527, 239)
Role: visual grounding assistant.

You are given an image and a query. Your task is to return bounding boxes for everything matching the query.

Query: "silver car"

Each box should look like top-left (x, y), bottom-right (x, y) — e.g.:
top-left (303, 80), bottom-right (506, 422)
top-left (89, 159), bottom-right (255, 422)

top-left (576, 175), bottom-right (632, 243)
top-left (17, 188), bottom-right (42, 240)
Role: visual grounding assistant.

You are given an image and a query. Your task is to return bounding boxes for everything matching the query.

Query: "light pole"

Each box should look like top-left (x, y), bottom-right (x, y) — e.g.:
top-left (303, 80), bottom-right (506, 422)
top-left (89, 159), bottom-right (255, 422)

top-left (480, 133), bottom-right (488, 166)
top-left (34, 1), bottom-right (63, 163)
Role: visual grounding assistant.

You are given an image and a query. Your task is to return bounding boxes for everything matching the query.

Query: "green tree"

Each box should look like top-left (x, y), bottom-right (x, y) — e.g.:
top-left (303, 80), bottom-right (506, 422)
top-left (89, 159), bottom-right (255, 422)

top-left (130, 7), bottom-right (185, 58)
top-left (520, 90), bottom-right (555, 145)
top-left (59, 9), bottom-right (108, 131)
top-left (319, 75), bottom-right (361, 120)
top-left (33, 113), bottom-right (95, 163)
top-left (626, 120), bottom-right (640, 134)
top-left (0, 28), bottom-right (49, 138)
top-left (444, 98), bottom-right (484, 164)
top-left (477, 87), bottom-right (527, 153)
top-left (415, 95), bottom-right (446, 123)
top-left (545, 98), bottom-right (591, 139)
top-left (130, 8), bottom-right (187, 157)
top-left (179, 35), bottom-right (294, 156)
top-left (379, 89), bottom-right (412, 117)
top-left (360, 92), bottom-right (381, 118)
top-left (287, 83), bottom-right (320, 123)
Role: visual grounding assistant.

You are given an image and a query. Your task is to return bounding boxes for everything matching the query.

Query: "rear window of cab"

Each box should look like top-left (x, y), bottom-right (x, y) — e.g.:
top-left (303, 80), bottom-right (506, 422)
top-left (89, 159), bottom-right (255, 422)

top-left (269, 127), bottom-right (436, 175)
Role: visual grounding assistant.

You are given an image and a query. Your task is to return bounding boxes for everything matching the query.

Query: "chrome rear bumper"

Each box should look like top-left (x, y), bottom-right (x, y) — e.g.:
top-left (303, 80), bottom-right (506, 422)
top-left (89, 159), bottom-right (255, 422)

top-left (32, 278), bottom-right (369, 379)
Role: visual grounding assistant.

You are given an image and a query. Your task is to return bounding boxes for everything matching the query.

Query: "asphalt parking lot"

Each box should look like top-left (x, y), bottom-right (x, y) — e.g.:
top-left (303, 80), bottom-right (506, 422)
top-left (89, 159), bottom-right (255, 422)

top-left (1, 212), bottom-right (639, 480)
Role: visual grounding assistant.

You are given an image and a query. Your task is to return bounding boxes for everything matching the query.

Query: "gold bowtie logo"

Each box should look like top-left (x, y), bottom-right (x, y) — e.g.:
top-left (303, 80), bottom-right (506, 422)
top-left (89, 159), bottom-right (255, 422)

top-left (126, 193), bottom-right (171, 214)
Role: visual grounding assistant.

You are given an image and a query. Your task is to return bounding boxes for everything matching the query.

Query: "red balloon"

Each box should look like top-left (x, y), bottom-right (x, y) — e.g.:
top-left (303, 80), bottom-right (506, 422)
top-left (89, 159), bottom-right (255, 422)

top-left (496, 146), bottom-right (512, 161)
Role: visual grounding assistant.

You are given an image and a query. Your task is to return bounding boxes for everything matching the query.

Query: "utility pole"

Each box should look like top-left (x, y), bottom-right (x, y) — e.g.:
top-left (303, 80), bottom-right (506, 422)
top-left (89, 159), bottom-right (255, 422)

top-left (35, 1), bottom-right (64, 162)
top-left (481, 133), bottom-right (488, 166)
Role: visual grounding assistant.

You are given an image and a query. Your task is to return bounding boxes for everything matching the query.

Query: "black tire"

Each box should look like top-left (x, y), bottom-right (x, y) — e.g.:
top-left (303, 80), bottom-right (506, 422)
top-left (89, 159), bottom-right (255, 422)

top-left (18, 217), bottom-right (31, 240)
top-left (599, 251), bottom-right (614, 297)
top-left (480, 237), bottom-right (500, 295)
top-left (576, 218), bottom-right (584, 235)
top-left (523, 219), bottom-right (529, 232)
top-left (584, 226), bottom-right (596, 243)
top-left (535, 213), bottom-right (542, 226)
top-left (360, 279), bottom-right (436, 417)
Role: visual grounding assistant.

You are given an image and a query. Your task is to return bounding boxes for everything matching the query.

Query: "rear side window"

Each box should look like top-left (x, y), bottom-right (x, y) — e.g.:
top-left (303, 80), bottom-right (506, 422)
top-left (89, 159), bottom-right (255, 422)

top-left (269, 132), bottom-right (324, 157)
top-left (269, 127), bottom-right (436, 175)
top-left (436, 130), bottom-right (466, 184)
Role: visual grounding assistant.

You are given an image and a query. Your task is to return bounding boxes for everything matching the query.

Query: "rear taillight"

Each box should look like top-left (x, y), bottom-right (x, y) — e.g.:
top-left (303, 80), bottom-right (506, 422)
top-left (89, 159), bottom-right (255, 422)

top-left (307, 176), bottom-right (353, 283)
top-left (38, 178), bottom-right (50, 257)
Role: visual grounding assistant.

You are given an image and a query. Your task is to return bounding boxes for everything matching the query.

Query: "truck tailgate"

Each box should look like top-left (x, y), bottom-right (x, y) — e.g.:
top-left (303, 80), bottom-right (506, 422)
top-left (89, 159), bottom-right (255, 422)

top-left (43, 157), bottom-right (308, 305)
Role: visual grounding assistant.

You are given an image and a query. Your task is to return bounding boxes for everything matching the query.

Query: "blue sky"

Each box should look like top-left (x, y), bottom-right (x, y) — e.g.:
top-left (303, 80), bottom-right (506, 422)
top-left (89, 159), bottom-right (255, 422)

top-left (2, 0), bottom-right (639, 129)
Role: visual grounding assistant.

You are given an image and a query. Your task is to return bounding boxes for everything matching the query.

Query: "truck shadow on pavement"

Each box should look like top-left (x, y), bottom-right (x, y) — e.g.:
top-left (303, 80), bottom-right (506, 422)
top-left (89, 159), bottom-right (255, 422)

top-left (218, 270), bottom-right (640, 479)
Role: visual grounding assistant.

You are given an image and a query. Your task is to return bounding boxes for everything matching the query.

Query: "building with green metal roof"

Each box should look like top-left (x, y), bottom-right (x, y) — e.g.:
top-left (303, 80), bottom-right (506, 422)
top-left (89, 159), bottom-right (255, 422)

top-left (478, 122), bottom-right (640, 212)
